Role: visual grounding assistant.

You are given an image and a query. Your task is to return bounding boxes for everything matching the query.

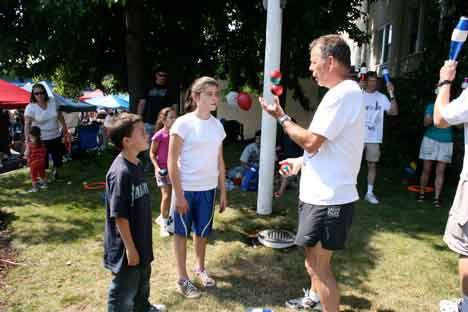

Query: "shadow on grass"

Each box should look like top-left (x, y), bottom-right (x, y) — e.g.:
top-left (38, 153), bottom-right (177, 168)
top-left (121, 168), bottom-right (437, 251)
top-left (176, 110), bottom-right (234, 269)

top-left (0, 209), bottom-right (18, 231)
top-left (11, 212), bottom-right (103, 245)
top-left (0, 146), bottom-right (462, 311)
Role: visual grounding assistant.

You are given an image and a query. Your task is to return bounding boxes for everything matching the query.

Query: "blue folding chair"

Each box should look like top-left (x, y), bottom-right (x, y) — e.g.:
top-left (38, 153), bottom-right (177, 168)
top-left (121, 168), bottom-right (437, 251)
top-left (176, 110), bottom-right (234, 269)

top-left (75, 124), bottom-right (101, 153)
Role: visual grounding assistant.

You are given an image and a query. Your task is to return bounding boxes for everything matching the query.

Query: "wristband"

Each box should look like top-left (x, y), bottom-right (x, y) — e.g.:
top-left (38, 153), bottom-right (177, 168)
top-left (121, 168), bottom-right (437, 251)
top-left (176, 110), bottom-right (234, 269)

top-left (278, 114), bottom-right (291, 126)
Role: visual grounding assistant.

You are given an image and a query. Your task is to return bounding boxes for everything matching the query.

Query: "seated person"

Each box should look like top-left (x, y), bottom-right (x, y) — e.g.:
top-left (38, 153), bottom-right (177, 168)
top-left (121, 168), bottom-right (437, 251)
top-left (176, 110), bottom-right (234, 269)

top-left (240, 130), bottom-right (261, 169)
top-left (275, 119), bottom-right (303, 198)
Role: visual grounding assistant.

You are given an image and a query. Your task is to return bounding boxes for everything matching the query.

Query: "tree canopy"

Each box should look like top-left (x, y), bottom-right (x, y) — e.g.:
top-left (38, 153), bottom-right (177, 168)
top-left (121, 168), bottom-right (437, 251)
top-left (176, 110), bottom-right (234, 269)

top-left (1, 0), bottom-right (368, 109)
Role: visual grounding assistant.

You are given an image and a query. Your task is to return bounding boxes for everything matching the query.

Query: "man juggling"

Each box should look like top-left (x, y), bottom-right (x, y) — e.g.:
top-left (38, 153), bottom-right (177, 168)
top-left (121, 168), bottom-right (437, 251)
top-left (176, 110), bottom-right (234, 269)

top-left (435, 15), bottom-right (468, 312)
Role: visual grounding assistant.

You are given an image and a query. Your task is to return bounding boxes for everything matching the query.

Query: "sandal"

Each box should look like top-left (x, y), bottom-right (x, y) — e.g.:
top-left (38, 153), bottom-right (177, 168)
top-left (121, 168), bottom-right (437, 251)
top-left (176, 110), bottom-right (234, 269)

top-left (417, 192), bottom-right (425, 202)
top-left (434, 198), bottom-right (441, 208)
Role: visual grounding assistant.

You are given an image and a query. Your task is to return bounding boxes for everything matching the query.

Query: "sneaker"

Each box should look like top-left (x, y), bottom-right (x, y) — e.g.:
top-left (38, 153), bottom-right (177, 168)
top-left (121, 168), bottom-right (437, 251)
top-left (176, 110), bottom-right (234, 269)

top-left (147, 304), bottom-right (167, 312)
top-left (155, 215), bottom-right (163, 226)
top-left (160, 225), bottom-right (170, 237)
top-left (194, 269), bottom-right (216, 287)
top-left (39, 182), bottom-right (48, 190)
top-left (177, 279), bottom-right (201, 299)
top-left (439, 298), bottom-right (461, 312)
top-left (166, 216), bottom-right (175, 234)
top-left (28, 187), bottom-right (39, 193)
top-left (285, 288), bottom-right (322, 310)
top-left (365, 193), bottom-right (380, 204)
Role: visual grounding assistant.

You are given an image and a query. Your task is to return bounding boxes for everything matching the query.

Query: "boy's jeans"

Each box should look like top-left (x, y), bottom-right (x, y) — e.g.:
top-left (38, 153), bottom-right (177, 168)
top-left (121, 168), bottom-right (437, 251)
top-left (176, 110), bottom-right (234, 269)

top-left (108, 263), bottom-right (152, 312)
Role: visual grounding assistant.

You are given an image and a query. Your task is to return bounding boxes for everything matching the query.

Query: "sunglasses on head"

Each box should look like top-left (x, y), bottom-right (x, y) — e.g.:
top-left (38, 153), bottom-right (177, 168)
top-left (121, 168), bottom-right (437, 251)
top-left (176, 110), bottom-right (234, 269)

top-left (34, 91), bottom-right (45, 96)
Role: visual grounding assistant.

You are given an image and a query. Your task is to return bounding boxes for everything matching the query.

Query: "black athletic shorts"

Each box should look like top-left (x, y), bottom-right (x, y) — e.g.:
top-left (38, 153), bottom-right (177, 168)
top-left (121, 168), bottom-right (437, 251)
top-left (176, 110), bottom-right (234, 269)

top-left (295, 201), bottom-right (354, 250)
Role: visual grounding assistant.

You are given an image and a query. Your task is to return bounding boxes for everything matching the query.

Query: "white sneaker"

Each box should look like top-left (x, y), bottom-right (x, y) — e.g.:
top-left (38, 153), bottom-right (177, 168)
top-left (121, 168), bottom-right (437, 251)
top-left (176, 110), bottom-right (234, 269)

top-left (194, 268), bottom-right (216, 287)
top-left (28, 187), bottom-right (39, 193)
top-left (166, 216), bottom-right (175, 234)
top-left (440, 298), bottom-right (461, 312)
top-left (365, 193), bottom-right (380, 204)
top-left (155, 215), bottom-right (163, 226)
top-left (285, 288), bottom-right (321, 310)
top-left (160, 225), bottom-right (170, 237)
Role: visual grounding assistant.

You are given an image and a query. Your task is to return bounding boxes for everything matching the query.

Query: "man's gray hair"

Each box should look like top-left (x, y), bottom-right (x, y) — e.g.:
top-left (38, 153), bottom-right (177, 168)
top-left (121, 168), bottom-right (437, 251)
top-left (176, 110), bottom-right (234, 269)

top-left (309, 34), bottom-right (351, 69)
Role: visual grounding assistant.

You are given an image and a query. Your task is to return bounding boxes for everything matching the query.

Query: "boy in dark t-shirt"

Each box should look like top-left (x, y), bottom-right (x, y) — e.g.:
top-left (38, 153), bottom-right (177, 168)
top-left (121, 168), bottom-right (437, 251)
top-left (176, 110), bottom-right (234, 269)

top-left (104, 113), bottom-right (166, 312)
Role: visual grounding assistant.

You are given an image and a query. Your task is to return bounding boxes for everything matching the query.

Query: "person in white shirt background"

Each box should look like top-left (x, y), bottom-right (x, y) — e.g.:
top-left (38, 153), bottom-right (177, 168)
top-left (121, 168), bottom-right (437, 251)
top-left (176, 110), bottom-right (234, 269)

top-left (260, 34), bottom-right (365, 312)
top-left (24, 83), bottom-right (70, 181)
top-left (240, 130), bottom-right (261, 169)
top-left (362, 71), bottom-right (399, 204)
top-left (434, 60), bottom-right (468, 312)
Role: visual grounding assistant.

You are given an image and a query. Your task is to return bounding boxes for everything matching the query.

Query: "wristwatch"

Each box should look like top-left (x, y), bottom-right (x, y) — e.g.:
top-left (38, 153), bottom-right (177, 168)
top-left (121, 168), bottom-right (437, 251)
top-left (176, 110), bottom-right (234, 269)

top-left (437, 80), bottom-right (452, 88)
top-left (278, 114), bottom-right (292, 126)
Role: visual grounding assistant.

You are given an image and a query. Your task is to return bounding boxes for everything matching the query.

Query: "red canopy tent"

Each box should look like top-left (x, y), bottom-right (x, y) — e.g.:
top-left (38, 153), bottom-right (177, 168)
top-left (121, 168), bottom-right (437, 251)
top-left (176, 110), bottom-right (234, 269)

top-left (79, 89), bottom-right (104, 101)
top-left (0, 80), bottom-right (31, 109)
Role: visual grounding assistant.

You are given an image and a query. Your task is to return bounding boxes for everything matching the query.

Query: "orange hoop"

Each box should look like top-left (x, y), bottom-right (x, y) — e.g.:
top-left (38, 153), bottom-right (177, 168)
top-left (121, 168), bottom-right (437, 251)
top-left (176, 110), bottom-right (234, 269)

top-left (83, 182), bottom-right (106, 190)
top-left (407, 185), bottom-right (434, 193)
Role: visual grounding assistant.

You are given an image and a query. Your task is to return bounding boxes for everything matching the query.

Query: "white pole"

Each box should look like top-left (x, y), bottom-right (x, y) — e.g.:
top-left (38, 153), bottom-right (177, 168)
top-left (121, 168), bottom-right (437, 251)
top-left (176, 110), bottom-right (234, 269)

top-left (257, 0), bottom-right (283, 215)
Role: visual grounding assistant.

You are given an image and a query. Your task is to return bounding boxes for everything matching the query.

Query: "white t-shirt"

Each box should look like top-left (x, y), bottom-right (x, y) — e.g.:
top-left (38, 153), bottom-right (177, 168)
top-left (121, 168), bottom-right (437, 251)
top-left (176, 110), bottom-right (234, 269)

top-left (240, 142), bottom-right (260, 165)
top-left (441, 89), bottom-right (468, 181)
top-left (24, 98), bottom-right (61, 140)
top-left (300, 79), bottom-right (365, 206)
top-left (170, 112), bottom-right (226, 191)
top-left (363, 91), bottom-right (391, 143)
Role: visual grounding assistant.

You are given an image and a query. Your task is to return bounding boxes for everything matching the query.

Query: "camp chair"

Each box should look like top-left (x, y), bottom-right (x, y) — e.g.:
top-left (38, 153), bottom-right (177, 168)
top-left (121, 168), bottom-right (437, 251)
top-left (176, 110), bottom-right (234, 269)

top-left (73, 124), bottom-right (101, 156)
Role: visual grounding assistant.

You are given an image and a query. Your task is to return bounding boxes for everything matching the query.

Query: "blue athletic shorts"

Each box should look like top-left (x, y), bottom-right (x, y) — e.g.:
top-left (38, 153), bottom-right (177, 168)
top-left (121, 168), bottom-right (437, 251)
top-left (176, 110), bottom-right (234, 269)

top-left (173, 189), bottom-right (216, 237)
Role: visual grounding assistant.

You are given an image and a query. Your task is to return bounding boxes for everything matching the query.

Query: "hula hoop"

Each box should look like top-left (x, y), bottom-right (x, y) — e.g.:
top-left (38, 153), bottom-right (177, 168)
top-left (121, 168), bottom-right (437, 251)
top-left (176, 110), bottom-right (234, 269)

top-left (407, 185), bottom-right (434, 193)
top-left (83, 182), bottom-right (106, 190)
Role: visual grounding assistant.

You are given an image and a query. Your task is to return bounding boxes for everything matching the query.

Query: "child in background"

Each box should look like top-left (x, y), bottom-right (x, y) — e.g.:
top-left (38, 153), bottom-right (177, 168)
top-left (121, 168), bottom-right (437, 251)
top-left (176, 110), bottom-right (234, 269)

top-left (27, 126), bottom-right (48, 192)
top-left (150, 107), bottom-right (177, 237)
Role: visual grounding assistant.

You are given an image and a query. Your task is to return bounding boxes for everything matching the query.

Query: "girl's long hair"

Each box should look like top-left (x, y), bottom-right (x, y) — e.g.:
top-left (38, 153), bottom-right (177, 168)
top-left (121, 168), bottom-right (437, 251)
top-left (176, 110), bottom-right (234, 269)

top-left (184, 76), bottom-right (219, 113)
top-left (155, 107), bottom-right (176, 131)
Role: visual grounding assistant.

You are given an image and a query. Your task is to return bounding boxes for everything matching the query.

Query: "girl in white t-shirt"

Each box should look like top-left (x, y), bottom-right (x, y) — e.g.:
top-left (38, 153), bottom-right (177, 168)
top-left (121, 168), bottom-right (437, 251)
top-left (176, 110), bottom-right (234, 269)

top-left (168, 76), bottom-right (227, 298)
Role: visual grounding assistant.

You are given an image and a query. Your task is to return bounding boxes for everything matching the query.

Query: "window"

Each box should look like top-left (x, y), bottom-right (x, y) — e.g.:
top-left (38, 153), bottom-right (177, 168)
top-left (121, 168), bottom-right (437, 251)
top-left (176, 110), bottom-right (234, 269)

top-left (378, 24), bottom-right (392, 64)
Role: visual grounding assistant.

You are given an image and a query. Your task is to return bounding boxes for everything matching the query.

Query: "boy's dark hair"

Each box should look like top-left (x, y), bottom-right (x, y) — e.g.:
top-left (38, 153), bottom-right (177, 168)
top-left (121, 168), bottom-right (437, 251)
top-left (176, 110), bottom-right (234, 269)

top-left (366, 71), bottom-right (378, 79)
top-left (30, 126), bottom-right (42, 143)
top-left (107, 113), bottom-right (142, 150)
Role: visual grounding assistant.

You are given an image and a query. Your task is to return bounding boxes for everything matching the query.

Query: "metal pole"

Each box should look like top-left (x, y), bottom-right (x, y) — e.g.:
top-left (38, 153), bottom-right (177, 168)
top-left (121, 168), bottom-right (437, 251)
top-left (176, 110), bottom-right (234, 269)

top-left (257, 0), bottom-right (283, 215)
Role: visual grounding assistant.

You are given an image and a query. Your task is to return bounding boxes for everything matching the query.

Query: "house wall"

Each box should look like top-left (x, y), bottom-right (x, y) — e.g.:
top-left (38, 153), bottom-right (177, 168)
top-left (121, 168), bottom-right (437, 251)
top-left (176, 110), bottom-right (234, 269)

top-left (348, 0), bottom-right (426, 76)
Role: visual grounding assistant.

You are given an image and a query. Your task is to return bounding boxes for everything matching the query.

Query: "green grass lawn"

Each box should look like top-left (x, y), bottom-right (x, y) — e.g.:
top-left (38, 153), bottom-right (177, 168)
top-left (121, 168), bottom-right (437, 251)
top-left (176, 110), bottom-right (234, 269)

top-left (0, 144), bottom-right (462, 311)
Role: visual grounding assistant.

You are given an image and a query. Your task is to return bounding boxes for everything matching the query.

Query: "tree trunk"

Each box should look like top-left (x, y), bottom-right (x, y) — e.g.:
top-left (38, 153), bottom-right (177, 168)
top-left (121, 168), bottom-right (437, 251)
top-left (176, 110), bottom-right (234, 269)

top-left (125, 0), bottom-right (145, 113)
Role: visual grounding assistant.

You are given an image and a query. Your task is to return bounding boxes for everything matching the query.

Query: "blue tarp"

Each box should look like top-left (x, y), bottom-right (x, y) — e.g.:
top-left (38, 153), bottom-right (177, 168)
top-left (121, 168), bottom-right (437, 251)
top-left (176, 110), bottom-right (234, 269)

top-left (84, 94), bottom-right (129, 109)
